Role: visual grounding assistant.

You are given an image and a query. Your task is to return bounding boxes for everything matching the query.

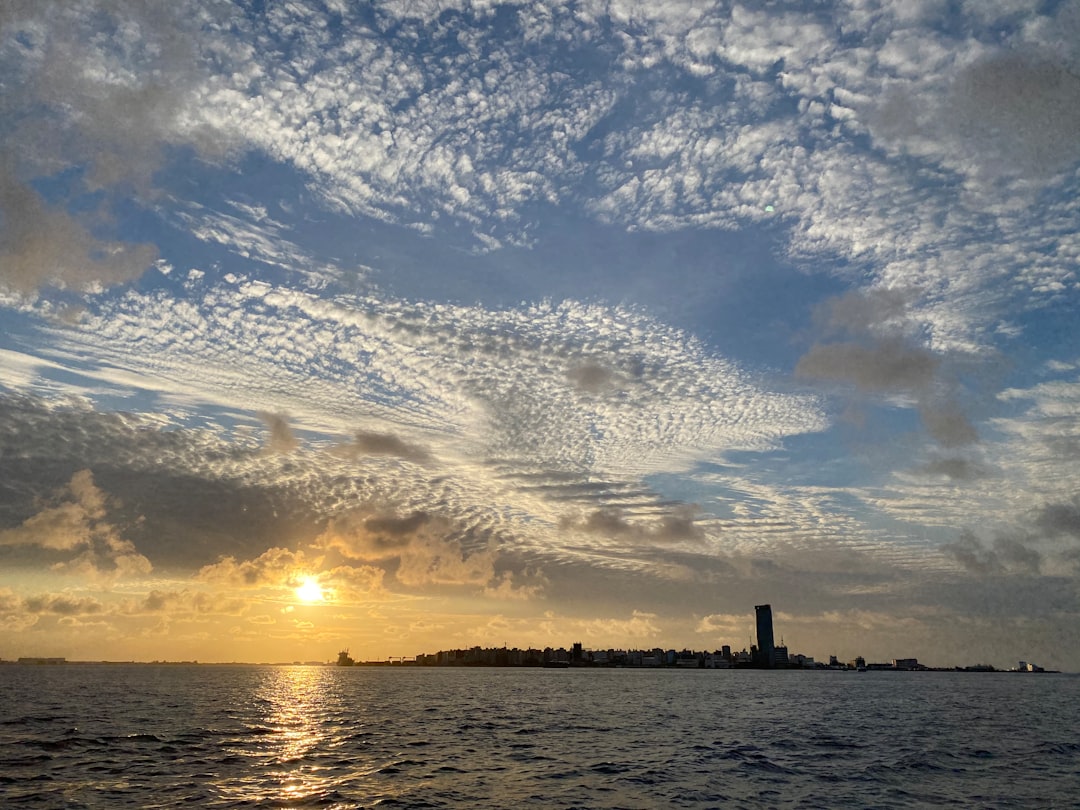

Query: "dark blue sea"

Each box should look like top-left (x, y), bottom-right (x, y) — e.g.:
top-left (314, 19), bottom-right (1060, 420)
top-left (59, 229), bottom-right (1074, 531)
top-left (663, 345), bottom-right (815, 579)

top-left (1, 665), bottom-right (1078, 808)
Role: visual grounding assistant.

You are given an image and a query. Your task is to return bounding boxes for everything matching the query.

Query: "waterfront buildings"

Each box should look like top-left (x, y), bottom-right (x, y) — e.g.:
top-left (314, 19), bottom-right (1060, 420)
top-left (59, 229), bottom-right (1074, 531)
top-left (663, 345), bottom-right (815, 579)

top-left (336, 605), bottom-right (1051, 671)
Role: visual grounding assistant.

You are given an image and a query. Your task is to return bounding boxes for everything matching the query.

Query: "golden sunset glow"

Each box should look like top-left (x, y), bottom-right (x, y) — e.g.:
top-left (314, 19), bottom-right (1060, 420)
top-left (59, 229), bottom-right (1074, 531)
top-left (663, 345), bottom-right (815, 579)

top-left (294, 577), bottom-right (324, 603)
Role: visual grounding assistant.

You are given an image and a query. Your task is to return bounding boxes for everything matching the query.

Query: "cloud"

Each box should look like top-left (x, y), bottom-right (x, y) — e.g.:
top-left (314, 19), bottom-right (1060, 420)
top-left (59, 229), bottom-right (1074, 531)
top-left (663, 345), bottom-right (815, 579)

top-left (796, 338), bottom-right (940, 394)
top-left (915, 457), bottom-right (987, 481)
top-left (869, 1), bottom-right (1080, 182)
top-left (257, 412), bottom-right (299, 455)
top-left (198, 547), bottom-right (316, 588)
top-left (483, 570), bottom-right (547, 601)
top-left (561, 505), bottom-right (705, 546)
top-left (0, 469), bottom-right (152, 579)
top-left (695, 612), bottom-right (745, 636)
top-left (566, 363), bottom-right (616, 394)
top-left (0, 1), bottom-right (236, 292)
top-left (945, 51), bottom-right (1080, 179)
top-left (1035, 499), bottom-right (1080, 539)
top-left (797, 288), bottom-right (944, 393)
top-left (796, 288), bottom-right (978, 448)
top-left (320, 564), bottom-right (386, 599)
top-left (920, 401), bottom-right (980, 448)
top-left (333, 430), bottom-right (432, 463)
top-left (0, 588), bottom-right (38, 631)
top-left (579, 610), bottom-right (661, 641)
top-left (23, 592), bottom-right (105, 616)
top-left (0, 168), bottom-right (159, 295)
top-left (814, 286), bottom-right (918, 337)
top-left (316, 508), bottom-right (498, 588)
top-left (116, 588), bottom-right (250, 618)
top-left (0, 272), bottom-right (828, 581)
top-left (0, 0), bottom-right (235, 184)
top-left (942, 529), bottom-right (1042, 575)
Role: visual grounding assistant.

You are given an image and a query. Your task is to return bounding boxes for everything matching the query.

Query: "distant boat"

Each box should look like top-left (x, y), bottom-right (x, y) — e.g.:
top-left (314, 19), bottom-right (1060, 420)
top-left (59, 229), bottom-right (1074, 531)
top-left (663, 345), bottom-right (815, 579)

top-left (336, 649), bottom-right (355, 667)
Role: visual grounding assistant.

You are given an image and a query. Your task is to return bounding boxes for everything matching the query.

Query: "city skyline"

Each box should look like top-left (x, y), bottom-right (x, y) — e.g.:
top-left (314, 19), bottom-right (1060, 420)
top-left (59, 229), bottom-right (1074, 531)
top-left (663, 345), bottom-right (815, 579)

top-left (2, 1), bottom-right (1080, 671)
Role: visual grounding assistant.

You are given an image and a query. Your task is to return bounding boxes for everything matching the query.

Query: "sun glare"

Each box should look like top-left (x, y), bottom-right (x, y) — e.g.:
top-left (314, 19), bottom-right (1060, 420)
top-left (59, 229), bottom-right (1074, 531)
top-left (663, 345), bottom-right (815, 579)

top-left (295, 577), bottom-right (324, 603)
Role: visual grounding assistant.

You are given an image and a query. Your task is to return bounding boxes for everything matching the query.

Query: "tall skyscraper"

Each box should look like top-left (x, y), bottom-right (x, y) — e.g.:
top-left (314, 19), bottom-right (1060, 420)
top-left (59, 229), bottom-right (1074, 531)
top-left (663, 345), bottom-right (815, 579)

top-left (755, 604), bottom-right (775, 668)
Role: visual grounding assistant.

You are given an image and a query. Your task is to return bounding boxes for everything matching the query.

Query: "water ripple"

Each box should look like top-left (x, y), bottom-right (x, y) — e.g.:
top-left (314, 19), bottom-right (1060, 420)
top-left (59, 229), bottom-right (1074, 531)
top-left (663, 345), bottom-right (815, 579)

top-left (2, 667), bottom-right (1079, 808)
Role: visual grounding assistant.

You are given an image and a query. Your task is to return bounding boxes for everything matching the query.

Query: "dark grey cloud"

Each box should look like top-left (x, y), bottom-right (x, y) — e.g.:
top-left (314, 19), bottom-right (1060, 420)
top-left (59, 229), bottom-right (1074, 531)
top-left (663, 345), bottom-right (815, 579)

top-left (335, 430), bottom-right (432, 463)
top-left (872, 39), bottom-right (1080, 182)
top-left (796, 289), bottom-right (978, 448)
top-left (1043, 434), bottom-right (1080, 460)
top-left (561, 505), bottom-right (705, 545)
top-left (0, 168), bottom-right (158, 294)
top-left (916, 457), bottom-right (987, 481)
top-left (942, 529), bottom-right (1042, 575)
top-left (362, 512), bottom-right (432, 550)
top-left (23, 593), bottom-right (105, 616)
top-left (567, 363), bottom-right (615, 394)
top-left (0, 0), bottom-right (236, 293)
top-left (0, 0), bottom-right (233, 189)
top-left (920, 401), bottom-right (980, 448)
top-left (994, 536), bottom-right (1043, 574)
top-left (948, 51), bottom-right (1080, 178)
top-left (942, 531), bottom-right (1004, 575)
top-left (257, 412), bottom-right (299, 454)
top-left (814, 286), bottom-right (918, 337)
top-left (127, 589), bottom-right (248, 616)
top-left (796, 338), bottom-right (939, 393)
top-left (1035, 499), bottom-right (1080, 539)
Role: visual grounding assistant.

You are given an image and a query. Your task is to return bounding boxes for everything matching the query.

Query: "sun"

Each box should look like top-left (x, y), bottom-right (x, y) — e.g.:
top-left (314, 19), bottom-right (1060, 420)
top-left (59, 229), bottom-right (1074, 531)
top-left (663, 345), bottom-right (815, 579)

top-left (294, 576), bottom-right (325, 603)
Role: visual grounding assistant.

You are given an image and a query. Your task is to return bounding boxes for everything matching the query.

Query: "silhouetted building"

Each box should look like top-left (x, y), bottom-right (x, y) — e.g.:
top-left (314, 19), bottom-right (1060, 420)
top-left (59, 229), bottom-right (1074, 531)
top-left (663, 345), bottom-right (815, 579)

top-left (755, 604), bottom-right (776, 667)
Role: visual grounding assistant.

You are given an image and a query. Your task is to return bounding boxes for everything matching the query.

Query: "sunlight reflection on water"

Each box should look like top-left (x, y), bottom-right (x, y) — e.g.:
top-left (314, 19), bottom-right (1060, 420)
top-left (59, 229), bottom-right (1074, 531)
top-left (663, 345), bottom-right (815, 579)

top-left (214, 666), bottom-right (388, 809)
top-left (2, 666), bottom-right (1078, 808)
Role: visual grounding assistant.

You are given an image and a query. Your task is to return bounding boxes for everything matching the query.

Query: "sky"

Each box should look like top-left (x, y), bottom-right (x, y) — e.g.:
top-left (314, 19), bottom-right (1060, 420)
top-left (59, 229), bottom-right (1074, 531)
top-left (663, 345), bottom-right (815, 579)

top-left (1, 0), bottom-right (1079, 669)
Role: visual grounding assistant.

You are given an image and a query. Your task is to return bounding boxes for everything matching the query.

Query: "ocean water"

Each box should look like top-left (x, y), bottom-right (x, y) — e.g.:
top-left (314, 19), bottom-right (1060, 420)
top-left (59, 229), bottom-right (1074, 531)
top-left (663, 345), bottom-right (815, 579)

top-left (1, 666), bottom-right (1078, 809)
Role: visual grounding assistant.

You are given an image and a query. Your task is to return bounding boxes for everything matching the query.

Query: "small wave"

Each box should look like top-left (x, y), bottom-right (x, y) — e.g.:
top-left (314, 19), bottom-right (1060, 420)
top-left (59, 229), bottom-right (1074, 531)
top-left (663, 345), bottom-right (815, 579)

top-left (738, 757), bottom-right (796, 775)
top-left (28, 737), bottom-right (90, 751)
top-left (588, 761), bottom-right (628, 774)
top-left (97, 733), bottom-right (163, 743)
top-left (375, 758), bottom-right (423, 774)
top-left (373, 797), bottom-right (444, 809)
top-left (1036, 741), bottom-right (1080, 756)
top-left (811, 736), bottom-right (862, 750)
top-left (1, 753), bottom-right (52, 766)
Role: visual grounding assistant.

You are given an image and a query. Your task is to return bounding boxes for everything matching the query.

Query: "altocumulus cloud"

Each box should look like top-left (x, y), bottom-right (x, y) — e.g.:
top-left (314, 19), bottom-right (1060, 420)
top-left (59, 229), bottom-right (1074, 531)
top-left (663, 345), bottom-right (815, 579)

top-left (2, 0), bottom-right (1080, 668)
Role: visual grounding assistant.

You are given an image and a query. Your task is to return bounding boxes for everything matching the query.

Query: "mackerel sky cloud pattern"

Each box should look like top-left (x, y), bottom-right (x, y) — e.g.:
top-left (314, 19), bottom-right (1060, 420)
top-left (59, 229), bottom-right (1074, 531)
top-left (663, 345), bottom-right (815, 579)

top-left (1, 0), bottom-right (1079, 667)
